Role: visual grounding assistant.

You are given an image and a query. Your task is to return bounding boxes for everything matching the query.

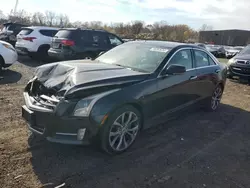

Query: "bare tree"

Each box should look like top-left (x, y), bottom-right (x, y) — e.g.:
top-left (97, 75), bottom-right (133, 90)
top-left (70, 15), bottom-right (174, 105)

top-left (57, 14), bottom-right (70, 27)
top-left (32, 12), bottom-right (45, 25)
top-left (45, 11), bottom-right (56, 26)
top-left (200, 24), bottom-right (213, 31)
top-left (130, 21), bottom-right (144, 35)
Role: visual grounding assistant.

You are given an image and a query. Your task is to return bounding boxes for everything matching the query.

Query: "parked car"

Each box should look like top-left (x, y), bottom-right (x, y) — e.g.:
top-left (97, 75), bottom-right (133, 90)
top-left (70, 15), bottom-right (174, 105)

top-left (22, 41), bottom-right (227, 154)
top-left (0, 40), bottom-right (18, 72)
top-left (15, 26), bottom-right (59, 61)
top-left (48, 28), bottom-right (124, 61)
top-left (227, 45), bottom-right (250, 80)
top-left (123, 38), bottom-right (134, 42)
top-left (224, 46), bottom-right (239, 59)
top-left (0, 22), bottom-right (27, 46)
top-left (195, 43), bottom-right (206, 49)
top-left (205, 45), bottom-right (219, 57)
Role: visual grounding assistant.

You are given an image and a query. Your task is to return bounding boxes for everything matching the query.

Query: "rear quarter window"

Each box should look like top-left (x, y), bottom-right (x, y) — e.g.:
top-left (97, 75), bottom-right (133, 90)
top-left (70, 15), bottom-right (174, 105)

top-left (19, 29), bottom-right (33, 35)
top-left (54, 30), bottom-right (74, 38)
top-left (39, 30), bottom-right (58, 37)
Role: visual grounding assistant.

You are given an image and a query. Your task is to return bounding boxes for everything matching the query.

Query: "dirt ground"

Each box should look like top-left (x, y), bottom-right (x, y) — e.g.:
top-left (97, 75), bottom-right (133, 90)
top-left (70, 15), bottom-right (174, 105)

top-left (0, 58), bottom-right (250, 188)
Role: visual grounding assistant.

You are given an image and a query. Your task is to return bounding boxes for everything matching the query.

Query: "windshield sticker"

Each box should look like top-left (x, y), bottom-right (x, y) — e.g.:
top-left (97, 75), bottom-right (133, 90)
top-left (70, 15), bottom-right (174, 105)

top-left (150, 48), bottom-right (169, 53)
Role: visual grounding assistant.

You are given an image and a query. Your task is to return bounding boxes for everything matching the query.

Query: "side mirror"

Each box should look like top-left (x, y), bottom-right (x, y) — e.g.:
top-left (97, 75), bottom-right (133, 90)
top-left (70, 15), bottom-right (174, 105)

top-left (163, 64), bottom-right (186, 75)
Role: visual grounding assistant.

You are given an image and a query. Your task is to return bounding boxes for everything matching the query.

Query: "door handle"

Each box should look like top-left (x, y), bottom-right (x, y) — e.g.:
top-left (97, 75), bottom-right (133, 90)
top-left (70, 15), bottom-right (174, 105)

top-left (215, 69), bottom-right (220, 73)
top-left (189, 76), bottom-right (197, 80)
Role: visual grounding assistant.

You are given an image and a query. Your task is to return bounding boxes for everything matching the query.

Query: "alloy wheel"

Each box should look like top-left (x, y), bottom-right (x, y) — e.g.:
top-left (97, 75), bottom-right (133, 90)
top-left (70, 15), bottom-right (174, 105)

top-left (108, 111), bottom-right (139, 152)
top-left (211, 86), bottom-right (222, 110)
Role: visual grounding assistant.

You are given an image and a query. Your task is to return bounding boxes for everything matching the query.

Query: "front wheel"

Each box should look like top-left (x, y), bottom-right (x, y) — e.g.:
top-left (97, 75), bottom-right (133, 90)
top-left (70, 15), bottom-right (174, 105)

top-left (100, 105), bottom-right (142, 155)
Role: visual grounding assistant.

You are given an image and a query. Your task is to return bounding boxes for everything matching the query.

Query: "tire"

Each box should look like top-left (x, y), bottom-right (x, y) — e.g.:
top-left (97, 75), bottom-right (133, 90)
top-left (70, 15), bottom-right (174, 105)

top-left (100, 105), bottom-right (142, 155)
top-left (203, 85), bottom-right (223, 112)
top-left (81, 52), bottom-right (96, 60)
top-left (227, 74), bottom-right (233, 79)
top-left (37, 45), bottom-right (50, 62)
top-left (0, 56), bottom-right (4, 75)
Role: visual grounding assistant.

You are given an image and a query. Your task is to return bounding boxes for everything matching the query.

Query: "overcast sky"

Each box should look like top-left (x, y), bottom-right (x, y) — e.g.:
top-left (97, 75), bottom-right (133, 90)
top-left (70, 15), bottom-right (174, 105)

top-left (1, 0), bottom-right (249, 30)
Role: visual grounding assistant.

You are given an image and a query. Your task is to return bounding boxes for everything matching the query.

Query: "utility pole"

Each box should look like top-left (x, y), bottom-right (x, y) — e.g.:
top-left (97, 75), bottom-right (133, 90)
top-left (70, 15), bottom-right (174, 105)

top-left (13, 0), bottom-right (19, 15)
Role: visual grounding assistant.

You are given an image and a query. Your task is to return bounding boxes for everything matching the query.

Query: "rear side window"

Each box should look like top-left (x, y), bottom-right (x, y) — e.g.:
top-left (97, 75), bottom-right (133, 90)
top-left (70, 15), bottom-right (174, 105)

top-left (19, 29), bottom-right (33, 35)
top-left (40, 30), bottom-right (58, 37)
top-left (208, 56), bottom-right (216, 65)
top-left (194, 50), bottom-right (216, 68)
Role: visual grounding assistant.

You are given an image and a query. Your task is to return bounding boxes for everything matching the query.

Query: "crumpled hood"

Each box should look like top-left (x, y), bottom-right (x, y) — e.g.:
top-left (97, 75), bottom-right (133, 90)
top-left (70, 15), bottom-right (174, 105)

top-left (34, 60), bottom-right (149, 98)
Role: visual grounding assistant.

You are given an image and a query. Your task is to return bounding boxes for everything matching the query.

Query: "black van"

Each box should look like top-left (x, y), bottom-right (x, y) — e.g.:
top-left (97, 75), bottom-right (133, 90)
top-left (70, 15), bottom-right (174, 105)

top-left (48, 28), bottom-right (124, 61)
top-left (0, 22), bottom-right (27, 46)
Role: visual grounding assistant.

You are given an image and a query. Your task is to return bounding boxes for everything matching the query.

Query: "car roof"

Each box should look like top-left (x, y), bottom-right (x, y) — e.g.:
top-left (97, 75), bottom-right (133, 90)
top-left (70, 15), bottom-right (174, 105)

top-left (127, 40), bottom-right (201, 49)
top-left (23, 26), bottom-right (59, 30)
top-left (59, 28), bottom-right (108, 32)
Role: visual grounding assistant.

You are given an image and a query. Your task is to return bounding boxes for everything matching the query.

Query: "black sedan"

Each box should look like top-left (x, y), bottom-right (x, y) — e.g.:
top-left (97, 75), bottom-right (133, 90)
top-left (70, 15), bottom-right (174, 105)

top-left (22, 41), bottom-right (227, 154)
top-left (227, 45), bottom-right (250, 81)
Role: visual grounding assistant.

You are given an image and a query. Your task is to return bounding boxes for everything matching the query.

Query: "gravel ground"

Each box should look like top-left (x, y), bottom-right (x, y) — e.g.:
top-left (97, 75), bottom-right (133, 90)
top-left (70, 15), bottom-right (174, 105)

top-left (0, 57), bottom-right (250, 188)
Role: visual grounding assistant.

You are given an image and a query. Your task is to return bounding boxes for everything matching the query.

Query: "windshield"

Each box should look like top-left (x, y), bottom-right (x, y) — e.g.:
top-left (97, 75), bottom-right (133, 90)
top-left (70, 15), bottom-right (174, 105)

top-left (96, 42), bottom-right (170, 73)
top-left (238, 45), bottom-right (250, 55)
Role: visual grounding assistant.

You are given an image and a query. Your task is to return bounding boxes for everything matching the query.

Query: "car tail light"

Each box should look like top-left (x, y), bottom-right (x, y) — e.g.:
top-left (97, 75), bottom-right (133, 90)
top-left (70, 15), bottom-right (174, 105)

top-left (22, 37), bottom-right (37, 42)
top-left (61, 40), bottom-right (75, 46)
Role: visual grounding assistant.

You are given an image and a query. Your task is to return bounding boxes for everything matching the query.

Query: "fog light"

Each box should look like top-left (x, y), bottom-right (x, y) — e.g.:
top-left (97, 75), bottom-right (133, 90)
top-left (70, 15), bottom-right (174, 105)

top-left (77, 128), bottom-right (86, 140)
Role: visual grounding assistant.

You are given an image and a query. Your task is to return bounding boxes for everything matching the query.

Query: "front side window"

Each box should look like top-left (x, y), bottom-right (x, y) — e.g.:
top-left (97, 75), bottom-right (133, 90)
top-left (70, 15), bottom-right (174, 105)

top-left (108, 34), bottom-right (123, 46)
top-left (96, 43), bottom-right (170, 73)
top-left (168, 49), bottom-right (193, 70)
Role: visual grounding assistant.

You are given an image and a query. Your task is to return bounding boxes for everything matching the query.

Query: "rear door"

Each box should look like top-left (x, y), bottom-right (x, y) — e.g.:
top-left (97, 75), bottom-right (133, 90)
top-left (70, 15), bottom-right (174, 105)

top-left (91, 31), bottom-right (112, 52)
top-left (193, 49), bottom-right (221, 99)
top-left (39, 29), bottom-right (58, 45)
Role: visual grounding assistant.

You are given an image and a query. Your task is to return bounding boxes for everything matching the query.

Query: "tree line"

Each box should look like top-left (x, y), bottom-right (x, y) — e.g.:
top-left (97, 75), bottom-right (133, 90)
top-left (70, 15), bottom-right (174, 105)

top-left (0, 9), bottom-right (213, 42)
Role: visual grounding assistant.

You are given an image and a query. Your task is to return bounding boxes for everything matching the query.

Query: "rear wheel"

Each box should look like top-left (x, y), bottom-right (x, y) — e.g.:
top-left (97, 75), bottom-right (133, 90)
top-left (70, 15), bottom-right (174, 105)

top-left (100, 105), bottom-right (142, 155)
top-left (204, 85), bottom-right (223, 111)
top-left (37, 45), bottom-right (50, 62)
top-left (0, 56), bottom-right (4, 74)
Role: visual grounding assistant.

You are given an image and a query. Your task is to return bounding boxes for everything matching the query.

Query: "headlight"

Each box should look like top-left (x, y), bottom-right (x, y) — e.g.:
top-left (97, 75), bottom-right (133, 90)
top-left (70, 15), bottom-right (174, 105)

top-left (73, 89), bottom-right (119, 117)
top-left (228, 58), bottom-right (235, 64)
top-left (73, 98), bottom-right (93, 117)
top-left (2, 43), bottom-right (15, 51)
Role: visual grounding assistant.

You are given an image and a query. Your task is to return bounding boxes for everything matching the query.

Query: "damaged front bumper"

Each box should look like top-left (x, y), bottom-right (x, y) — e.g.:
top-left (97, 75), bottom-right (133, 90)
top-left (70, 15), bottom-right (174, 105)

top-left (22, 92), bottom-right (99, 145)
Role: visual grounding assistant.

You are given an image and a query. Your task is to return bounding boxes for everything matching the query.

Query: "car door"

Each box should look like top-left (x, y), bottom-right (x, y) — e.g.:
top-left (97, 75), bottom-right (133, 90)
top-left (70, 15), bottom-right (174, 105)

top-left (193, 49), bottom-right (221, 99)
top-left (147, 49), bottom-right (200, 124)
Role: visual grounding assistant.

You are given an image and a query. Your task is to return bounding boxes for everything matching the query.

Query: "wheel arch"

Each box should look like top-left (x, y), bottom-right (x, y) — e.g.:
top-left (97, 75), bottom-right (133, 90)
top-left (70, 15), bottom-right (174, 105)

top-left (99, 102), bottom-right (144, 130)
top-left (38, 44), bottom-right (50, 51)
top-left (0, 55), bottom-right (5, 66)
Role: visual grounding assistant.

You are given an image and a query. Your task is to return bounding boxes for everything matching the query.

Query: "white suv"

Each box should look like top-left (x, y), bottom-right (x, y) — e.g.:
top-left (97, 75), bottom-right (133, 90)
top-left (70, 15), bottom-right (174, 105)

top-left (15, 26), bottom-right (59, 61)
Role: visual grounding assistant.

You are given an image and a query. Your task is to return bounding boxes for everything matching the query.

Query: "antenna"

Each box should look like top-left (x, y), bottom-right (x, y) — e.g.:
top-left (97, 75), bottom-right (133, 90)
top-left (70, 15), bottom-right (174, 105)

top-left (13, 0), bottom-right (19, 15)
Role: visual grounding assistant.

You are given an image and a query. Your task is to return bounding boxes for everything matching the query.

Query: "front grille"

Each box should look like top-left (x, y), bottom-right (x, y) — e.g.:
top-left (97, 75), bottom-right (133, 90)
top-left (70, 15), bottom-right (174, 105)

top-left (32, 95), bottom-right (59, 111)
top-left (231, 66), bottom-right (250, 76)
top-left (236, 60), bottom-right (247, 64)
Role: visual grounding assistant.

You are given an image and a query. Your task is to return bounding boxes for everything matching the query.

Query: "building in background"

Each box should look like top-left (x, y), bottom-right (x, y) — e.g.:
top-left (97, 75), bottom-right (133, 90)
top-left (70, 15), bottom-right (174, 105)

top-left (199, 29), bottom-right (250, 46)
